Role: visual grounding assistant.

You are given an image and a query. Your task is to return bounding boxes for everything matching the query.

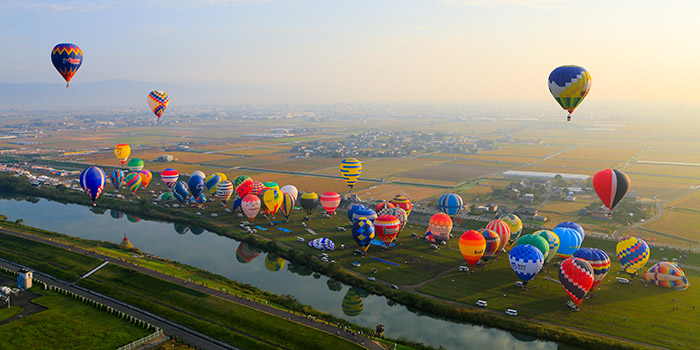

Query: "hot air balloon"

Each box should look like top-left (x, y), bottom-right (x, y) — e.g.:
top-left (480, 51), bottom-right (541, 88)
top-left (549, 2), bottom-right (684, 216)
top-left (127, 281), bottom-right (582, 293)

top-left (110, 209), bottom-right (123, 219)
top-left (340, 158), bottom-right (362, 190)
top-left (236, 242), bottom-right (261, 264)
top-left (391, 195), bottom-right (412, 216)
top-left (125, 172), bottom-right (142, 195)
top-left (438, 193), bottom-right (464, 218)
top-left (262, 188), bottom-right (283, 216)
top-left (263, 182), bottom-right (279, 191)
top-left (616, 237), bottom-right (649, 277)
top-left (280, 193), bottom-right (295, 222)
top-left (191, 170), bottom-right (205, 179)
top-left (342, 288), bottom-right (364, 316)
top-left (593, 169), bottom-right (631, 213)
top-left (250, 182), bottom-right (265, 195)
top-left (348, 204), bottom-right (365, 223)
top-left (159, 192), bottom-right (175, 201)
top-left (109, 169), bottom-right (124, 190)
top-left (509, 244), bottom-right (544, 285)
top-left (231, 196), bottom-right (243, 212)
top-left (139, 170), bottom-right (152, 189)
top-left (280, 185), bottom-right (298, 201)
top-left (215, 180), bottom-right (234, 203)
top-left (205, 173), bottom-right (223, 195)
top-left (352, 207), bottom-right (377, 223)
top-left (548, 65), bottom-right (591, 121)
top-left (573, 248), bottom-right (610, 291)
top-left (376, 201), bottom-right (394, 213)
top-left (499, 213), bottom-right (523, 246)
top-left (127, 159), bottom-right (144, 172)
top-left (558, 258), bottom-right (594, 306)
top-left (534, 230), bottom-right (560, 264)
top-left (161, 168), bottom-right (179, 188)
top-left (234, 176), bottom-right (254, 198)
top-left (374, 215), bottom-right (401, 248)
top-left (352, 217), bottom-right (375, 253)
top-left (190, 226), bottom-right (205, 235)
top-left (241, 194), bottom-right (261, 222)
top-left (172, 181), bottom-right (189, 203)
top-left (459, 230), bottom-right (486, 268)
top-left (174, 223), bottom-right (189, 235)
top-left (188, 174), bottom-right (205, 201)
top-left (553, 227), bottom-right (581, 259)
top-left (514, 234), bottom-right (550, 260)
top-left (51, 43), bottom-right (82, 87)
top-left (480, 229), bottom-right (501, 262)
top-left (556, 222), bottom-right (585, 241)
top-left (300, 192), bottom-right (319, 217)
top-left (378, 207), bottom-right (408, 235)
top-left (147, 90), bottom-right (169, 119)
top-left (643, 262), bottom-right (689, 290)
top-left (309, 238), bottom-right (336, 250)
top-left (426, 213), bottom-right (452, 242)
top-left (126, 214), bottom-right (141, 223)
top-left (320, 192), bottom-right (341, 216)
top-left (114, 144), bottom-right (130, 165)
top-left (486, 219), bottom-right (511, 254)
top-left (265, 254), bottom-right (286, 272)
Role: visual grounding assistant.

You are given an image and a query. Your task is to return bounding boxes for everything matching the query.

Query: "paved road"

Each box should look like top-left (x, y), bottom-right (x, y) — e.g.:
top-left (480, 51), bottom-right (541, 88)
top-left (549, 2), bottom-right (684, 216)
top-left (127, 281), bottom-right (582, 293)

top-left (0, 228), bottom-right (381, 350)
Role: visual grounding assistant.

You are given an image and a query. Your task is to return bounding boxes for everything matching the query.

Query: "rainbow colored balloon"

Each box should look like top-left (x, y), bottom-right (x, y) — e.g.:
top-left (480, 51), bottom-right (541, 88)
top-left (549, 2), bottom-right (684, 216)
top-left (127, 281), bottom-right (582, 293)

top-left (459, 230), bottom-right (486, 268)
top-left (498, 213), bottom-right (523, 245)
top-left (643, 262), bottom-right (689, 290)
top-left (125, 172), bottom-right (142, 195)
top-left (139, 169), bottom-right (152, 189)
top-left (147, 90), bottom-right (169, 119)
top-left (486, 219), bottom-right (511, 254)
top-left (573, 248), bottom-right (610, 291)
top-left (391, 195), bottom-right (412, 216)
top-left (51, 43), bottom-right (82, 87)
top-left (480, 229), bottom-right (501, 262)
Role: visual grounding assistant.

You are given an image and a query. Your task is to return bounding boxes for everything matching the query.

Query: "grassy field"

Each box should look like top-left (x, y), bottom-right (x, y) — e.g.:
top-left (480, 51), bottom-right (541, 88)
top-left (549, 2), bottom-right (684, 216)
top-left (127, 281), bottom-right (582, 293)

top-left (0, 289), bottom-right (151, 350)
top-left (416, 253), bottom-right (700, 349)
top-left (81, 265), bottom-right (365, 350)
top-left (0, 306), bottom-right (22, 322)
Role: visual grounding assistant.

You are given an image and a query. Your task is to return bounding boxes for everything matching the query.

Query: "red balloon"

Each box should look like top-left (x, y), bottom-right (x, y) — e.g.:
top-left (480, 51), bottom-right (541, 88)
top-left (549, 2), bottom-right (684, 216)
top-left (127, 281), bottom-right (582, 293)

top-left (376, 201), bottom-right (395, 213)
top-left (374, 214), bottom-right (401, 248)
top-left (592, 169), bottom-right (631, 211)
top-left (558, 258), bottom-right (594, 306)
top-left (320, 191), bottom-right (341, 215)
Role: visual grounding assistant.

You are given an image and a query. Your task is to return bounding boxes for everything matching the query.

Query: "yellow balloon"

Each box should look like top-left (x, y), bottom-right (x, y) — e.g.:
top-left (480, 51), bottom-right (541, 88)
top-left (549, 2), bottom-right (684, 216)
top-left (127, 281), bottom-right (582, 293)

top-left (114, 144), bottom-right (131, 165)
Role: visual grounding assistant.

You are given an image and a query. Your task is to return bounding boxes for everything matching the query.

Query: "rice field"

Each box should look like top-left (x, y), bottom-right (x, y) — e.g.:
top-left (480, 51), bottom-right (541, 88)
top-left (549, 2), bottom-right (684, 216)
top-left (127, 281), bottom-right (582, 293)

top-left (432, 153), bottom-right (536, 164)
top-left (540, 200), bottom-right (592, 215)
top-left (538, 158), bottom-right (622, 170)
top-left (478, 145), bottom-right (569, 158)
top-left (352, 183), bottom-right (445, 202)
top-left (556, 146), bottom-right (641, 161)
top-left (517, 165), bottom-right (591, 175)
top-left (640, 208), bottom-right (700, 242)
top-left (668, 190), bottom-right (700, 210)
top-left (626, 174), bottom-right (699, 200)
top-left (396, 163), bottom-right (505, 184)
top-left (217, 148), bottom-right (283, 156)
top-left (625, 163), bottom-right (700, 178)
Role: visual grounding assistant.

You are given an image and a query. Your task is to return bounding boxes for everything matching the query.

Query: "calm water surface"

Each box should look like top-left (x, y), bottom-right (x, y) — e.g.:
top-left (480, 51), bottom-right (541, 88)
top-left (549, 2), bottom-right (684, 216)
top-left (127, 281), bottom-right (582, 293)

top-left (0, 198), bottom-right (573, 350)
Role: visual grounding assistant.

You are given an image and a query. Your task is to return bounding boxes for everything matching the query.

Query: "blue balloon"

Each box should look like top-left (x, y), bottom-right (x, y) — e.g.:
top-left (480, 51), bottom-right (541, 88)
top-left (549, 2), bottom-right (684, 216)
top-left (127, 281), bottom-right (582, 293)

top-left (51, 43), bottom-right (82, 87)
top-left (438, 193), bottom-right (463, 217)
top-left (553, 227), bottom-right (582, 259)
top-left (556, 222), bottom-right (585, 241)
top-left (188, 174), bottom-right (205, 200)
top-left (508, 244), bottom-right (544, 283)
top-left (352, 217), bottom-right (375, 249)
top-left (172, 181), bottom-right (189, 203)
top-left (347, 203), bottom-right (365, 222)
top-left (232, 197), bottom-right (243, 212)
top-left (352, 207), bottom-right (377, 224)
top-left (197, 194), bottom-right (207, 203)
top-left (79, 166), bottom-right (106, 202)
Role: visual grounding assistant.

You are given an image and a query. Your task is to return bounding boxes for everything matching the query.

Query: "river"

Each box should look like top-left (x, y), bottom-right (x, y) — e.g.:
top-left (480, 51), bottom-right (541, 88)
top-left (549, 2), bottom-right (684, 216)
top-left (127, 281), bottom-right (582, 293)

top-left (0, 198), bottom-right (572, 349)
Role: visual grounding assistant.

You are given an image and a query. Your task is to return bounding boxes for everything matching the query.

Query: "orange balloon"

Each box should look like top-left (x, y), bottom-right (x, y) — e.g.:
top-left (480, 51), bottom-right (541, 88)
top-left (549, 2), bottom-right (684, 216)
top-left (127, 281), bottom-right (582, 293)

top-left (459, 230), bottom-right (486, 268)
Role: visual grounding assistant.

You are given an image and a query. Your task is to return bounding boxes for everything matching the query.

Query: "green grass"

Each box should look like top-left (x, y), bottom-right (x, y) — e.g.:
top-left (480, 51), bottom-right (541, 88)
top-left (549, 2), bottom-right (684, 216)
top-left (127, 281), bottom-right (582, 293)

top-left (0, 289), bottom-right (150, 350)
top-left (81, 265), bottom-right (364, 350)
top-left (0, 306), bottom-right (22, 322)
top-left (0, 233), bottom-right (102, 281)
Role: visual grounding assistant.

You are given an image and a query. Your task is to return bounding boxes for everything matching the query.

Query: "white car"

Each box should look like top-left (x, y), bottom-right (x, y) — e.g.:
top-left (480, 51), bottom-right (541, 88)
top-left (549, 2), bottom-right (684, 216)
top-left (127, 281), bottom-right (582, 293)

top-left (514, 281), bottom-right (524, 288)
top-left (505, 309), bottom-right (518, 316)
top-left (616, 277), bottom-right (630, 284)
top-left (476, 300), bottom-right (487, 307)
top-left (296, 237), bottom-right (305, 243)
top-left (368, 277), bottom-right (376, 281)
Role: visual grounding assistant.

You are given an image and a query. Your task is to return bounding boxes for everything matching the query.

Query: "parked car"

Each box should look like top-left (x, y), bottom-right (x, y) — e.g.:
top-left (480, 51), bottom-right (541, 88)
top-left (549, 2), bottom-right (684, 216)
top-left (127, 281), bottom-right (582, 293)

top-left (476, 300), bottom-right (488, 307)
top-left (368, 277), bottom-right (376, 281)
top-left (616, 277), bottom-right (630, 284)
top-left (391, 285), bottom-right (399, 290)
top-left (514, 281), bottom-right (524, 288)
top-left (505, 309), bottom-right (518, 316)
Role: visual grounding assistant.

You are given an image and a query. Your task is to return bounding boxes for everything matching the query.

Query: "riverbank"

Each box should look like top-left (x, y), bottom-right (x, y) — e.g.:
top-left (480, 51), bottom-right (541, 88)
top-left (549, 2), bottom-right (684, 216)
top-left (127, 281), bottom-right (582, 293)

top-left (0, 173), bottom-right (664, 349)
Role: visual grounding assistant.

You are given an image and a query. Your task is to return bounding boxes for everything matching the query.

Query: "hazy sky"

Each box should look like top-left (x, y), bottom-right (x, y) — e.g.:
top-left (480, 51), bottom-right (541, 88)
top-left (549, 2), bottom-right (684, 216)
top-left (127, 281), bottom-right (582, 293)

top-left (2, 0), bottom-right (700, 104)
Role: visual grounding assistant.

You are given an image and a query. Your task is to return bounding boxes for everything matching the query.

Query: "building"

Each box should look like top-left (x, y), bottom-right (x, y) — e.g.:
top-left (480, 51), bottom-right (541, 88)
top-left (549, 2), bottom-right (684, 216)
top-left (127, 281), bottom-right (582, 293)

top-left (17, 268), bottom-right (32, 289)
top-left (564, 191), bottom-right (577, 201)
top-left (156, 154), bottom-right (174, 162)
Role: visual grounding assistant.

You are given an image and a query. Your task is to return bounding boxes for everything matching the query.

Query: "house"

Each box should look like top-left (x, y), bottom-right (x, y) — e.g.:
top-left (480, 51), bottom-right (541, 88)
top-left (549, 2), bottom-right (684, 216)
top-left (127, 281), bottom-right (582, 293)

top-left (515, 207), bottom-right (538, 218)
top-left (156, 154), bottom-right (173, 162)
top-left (565, 191), bottom-right (576, 201)
top-left (591, 206), bottom-right (612, 220)
top-left (521, 193), bottom-right (535, 203)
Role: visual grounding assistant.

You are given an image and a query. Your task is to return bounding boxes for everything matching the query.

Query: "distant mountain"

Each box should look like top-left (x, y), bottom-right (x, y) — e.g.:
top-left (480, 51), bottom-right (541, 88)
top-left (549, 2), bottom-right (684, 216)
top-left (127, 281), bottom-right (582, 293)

top-left (0, 80), bottom-right (286, 109)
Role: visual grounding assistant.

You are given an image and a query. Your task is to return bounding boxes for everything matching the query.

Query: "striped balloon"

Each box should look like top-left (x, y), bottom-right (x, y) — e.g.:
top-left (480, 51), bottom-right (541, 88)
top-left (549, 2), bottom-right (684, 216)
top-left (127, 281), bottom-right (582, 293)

top-left (215, 180), bottom-right (234, 203)
top-left (534, 230), bottom-right (560, 264)
top-left (378, 207), bottom-right (408, 234)
top-left (438, 193), bottom-right (463, 217)
top-left (205, 173), bottom-right (223, 195)
top-left (280, 193), bottom-right (295, 221)
top-left (643, 262), bottom-right (689, 290)
top-left (342, 288), bottom-right (364, 316)
top-left (559, 258), bottom-right (594, 306)
top-left (573, 248), bottom-right (610, 291)
top-left (340, 158), bottom-right (362, 189)
top-left (252, 182), bottom-right (265, 196)
top-left (109, 169), bottom-right (124, 190)
top-left (485, 219), bottom-right (511, 254)
top-left (391, 195), bottom-right (412, 216)
top-left (374, 214), bottom-right (401, 248)
top-left (499, 213), bottom-right (523, 245)
top-left (616, 237), bottom-right (649, 276)
top-left (127, 159), bottom-right (144, 172)
top-left (459, 230), bottom-right (486, 268)
top-left (125, 172), bottom-right (142, 195)
top-left (480, 229), bottom-right (501, 262)
top-left (160, 168), bottom-right (179, 188)
top-left (320, 191), bottom-right (341, 215)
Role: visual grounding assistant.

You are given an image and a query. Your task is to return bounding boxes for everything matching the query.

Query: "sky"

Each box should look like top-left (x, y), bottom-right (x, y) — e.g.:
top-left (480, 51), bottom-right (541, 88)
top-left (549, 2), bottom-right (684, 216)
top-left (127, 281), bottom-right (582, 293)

top-left (2, 0), bottom-right (700, 106)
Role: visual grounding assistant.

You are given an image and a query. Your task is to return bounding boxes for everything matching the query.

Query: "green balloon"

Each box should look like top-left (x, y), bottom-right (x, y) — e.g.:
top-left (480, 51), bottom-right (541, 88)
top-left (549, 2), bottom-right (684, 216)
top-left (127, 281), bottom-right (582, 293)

top-left (514, 234), bottom-right (550, 259)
